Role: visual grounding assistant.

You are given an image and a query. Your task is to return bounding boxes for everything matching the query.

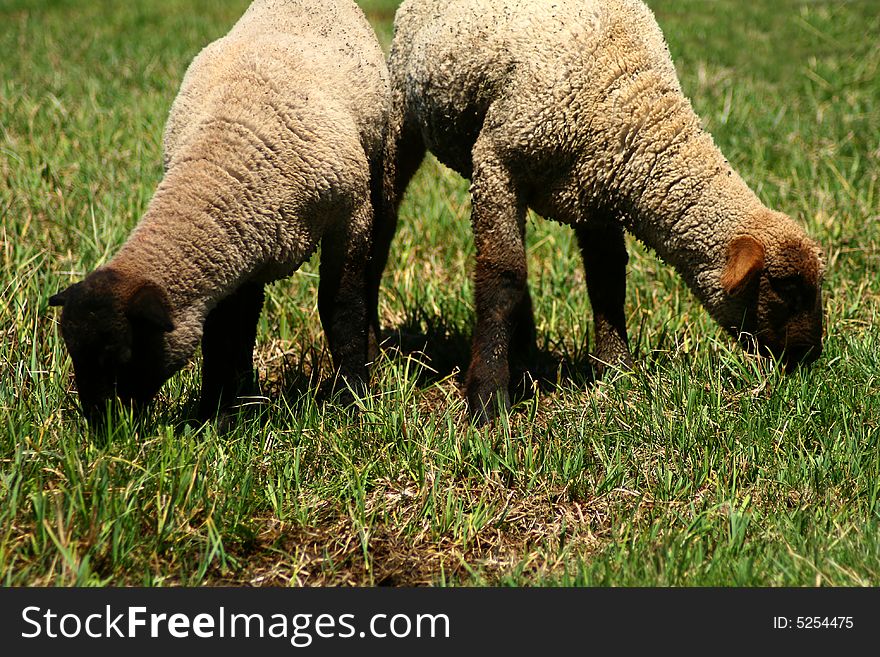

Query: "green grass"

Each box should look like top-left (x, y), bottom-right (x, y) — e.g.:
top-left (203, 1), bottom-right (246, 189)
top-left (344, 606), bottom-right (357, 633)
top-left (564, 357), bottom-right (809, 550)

top-left (1, 0), bottom-right (878, 586)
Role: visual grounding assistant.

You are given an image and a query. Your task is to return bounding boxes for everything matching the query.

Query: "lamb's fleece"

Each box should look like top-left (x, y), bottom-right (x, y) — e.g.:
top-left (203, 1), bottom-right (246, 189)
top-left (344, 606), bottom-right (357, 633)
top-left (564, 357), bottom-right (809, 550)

top-left (50, 0), bottom-right (390, 424)
top-left (376, 0), bottom-right (825, 423)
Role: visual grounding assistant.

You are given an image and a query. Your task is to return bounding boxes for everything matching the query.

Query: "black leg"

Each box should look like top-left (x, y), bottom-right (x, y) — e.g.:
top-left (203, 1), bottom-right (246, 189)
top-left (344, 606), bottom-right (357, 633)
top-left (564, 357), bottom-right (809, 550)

top-left (574, 222), bottom-right (633, 378)
top-left (465, 140), bottom-right (527, 425)
top-left (319, 202), bottom-right (373, 403)
top-left (367, 93), bottom-right (426, 360)
top-left (507, 234), bottom-right (537, 402)
top-left (198, 281), bottom-right (265, 418)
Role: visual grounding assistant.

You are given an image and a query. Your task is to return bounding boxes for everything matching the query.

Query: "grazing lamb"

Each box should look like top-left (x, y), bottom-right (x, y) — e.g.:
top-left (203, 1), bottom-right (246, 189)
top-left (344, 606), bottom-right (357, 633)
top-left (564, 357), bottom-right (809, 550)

top-left (371, 0), bottom-right (825, 424)
top-left (49, 0), bottom-right (390, 425)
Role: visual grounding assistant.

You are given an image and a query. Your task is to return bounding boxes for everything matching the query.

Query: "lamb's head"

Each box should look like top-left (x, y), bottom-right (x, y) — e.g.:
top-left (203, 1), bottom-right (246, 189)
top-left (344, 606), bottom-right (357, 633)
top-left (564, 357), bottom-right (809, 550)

top-left (717, 213), bottom-right (825, 371)
top-left (49, 268), bottom-right (179, 426)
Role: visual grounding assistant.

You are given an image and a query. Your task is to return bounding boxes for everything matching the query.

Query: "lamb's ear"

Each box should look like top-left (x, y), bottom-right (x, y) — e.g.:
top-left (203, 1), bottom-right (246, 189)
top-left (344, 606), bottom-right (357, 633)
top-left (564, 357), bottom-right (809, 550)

top-left (48, 283), bottom-right (77, 307)
top-left (48, 291), bottom-right (67, 307)
top-left (721, 235), bottom-right (765, 296)
top-left (126, 282), bottom-right (174, 332)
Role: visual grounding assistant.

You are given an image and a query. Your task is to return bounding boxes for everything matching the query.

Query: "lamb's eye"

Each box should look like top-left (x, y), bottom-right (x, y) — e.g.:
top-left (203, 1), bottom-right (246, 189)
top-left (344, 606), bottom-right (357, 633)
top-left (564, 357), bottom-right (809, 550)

top-left (770, 276), bottom-right (808, 312)
top-left (99, 342), bottom-right (127, 369)
top-left (97, 345), bottom-right (113, 369)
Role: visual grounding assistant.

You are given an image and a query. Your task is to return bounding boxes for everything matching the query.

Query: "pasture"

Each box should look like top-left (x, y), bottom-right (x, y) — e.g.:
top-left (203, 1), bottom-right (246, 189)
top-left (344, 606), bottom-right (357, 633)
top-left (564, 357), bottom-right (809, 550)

top-left (1, 0), bottom-right (878, 585)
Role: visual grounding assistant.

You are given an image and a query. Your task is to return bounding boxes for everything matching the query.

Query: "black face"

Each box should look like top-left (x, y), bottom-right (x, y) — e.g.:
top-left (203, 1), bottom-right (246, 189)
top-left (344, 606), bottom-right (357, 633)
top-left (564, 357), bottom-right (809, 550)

top-left (50, 270), bottom-right (174, 427)
top-left (721, 233), bottom-right (824, 373)
top-left (738, 272), bottom-right (823, 371)
top-left (61, 294), bottom-right (134, 422)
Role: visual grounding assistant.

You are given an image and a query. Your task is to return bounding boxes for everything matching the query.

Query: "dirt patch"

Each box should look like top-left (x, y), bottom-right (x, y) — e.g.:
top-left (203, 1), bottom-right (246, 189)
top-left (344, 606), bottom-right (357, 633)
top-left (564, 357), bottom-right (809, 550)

top-left (208, 476), bottom-right (629, 586)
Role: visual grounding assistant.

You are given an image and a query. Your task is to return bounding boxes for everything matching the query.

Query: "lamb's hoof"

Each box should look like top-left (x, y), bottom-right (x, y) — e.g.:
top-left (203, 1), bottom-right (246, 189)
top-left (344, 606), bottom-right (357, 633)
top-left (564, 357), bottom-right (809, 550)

top-left (317, 374), bottom-right (367, 409)
top-left (466, 385), bottom-right (510, 427)
top-left (196, 393), bottom-right (227, 422)
top-left (590, 351), bottom-right (635, 380)
top-left (197, 374), bottom-right (261, 422)
top-left (509, 369), bottom-right (539, 404)
top-left (197, 392), bottom-right (267, 430)
top-left (213, 410), bottom-right (243, 435)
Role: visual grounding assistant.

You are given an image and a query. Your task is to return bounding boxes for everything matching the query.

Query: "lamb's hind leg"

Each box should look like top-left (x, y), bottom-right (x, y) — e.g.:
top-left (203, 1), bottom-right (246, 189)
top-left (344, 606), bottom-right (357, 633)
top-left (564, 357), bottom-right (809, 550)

top-left (319, 201), bottom-right (373, 403)
top-left (574, 221), bottom-right (634, 378)
top-left (465, 141), bottom-right (528, 425)
top-left (198, 281), bottom-right (265, 419)
top-left (367, 95), bottom-right (426, 359)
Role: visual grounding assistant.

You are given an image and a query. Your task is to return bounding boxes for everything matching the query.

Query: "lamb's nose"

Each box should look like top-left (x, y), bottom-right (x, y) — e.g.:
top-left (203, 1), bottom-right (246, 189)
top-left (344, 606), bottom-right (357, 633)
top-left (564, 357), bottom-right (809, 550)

top-left (783, 343), bottom-right (822, 373)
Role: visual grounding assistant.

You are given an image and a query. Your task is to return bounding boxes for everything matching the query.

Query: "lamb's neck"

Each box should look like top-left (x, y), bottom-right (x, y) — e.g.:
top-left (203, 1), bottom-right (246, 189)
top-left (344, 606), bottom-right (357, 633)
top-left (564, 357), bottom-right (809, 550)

top-left (108, 163), bottom-right (264, 315)
top-left (602, 116), bottom-right (766, 311)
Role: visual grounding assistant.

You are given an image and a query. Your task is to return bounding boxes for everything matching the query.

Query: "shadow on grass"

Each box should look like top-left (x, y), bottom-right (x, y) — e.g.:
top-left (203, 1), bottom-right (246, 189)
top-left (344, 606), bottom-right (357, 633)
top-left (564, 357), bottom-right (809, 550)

top-left (376, 306), bottom-right (596, 403)
top-left (180, 302), bottom-right (665, 432)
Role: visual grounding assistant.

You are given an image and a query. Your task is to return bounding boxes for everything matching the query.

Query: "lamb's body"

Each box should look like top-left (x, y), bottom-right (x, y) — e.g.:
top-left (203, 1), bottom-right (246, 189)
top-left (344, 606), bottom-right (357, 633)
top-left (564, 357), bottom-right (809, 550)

top-left (52, 0), bottom-right (390, 422)
top-left (375, 0), bottom-right (824, 422)
top-left (398, 0), bottom-right (741, 256)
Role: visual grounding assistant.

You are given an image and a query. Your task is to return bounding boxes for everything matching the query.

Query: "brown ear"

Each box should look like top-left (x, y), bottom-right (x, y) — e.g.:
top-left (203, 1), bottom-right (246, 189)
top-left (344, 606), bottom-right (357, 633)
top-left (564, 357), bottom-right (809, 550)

top-left (721, 235), bottom-right (765, 296)
top-left (126, 282), bottom-right (174, 332)
top-left (49, 284), bottom-right (78, 307)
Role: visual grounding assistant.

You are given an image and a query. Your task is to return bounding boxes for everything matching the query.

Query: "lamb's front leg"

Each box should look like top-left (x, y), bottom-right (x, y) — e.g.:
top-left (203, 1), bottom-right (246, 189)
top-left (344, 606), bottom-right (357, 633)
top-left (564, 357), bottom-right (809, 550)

top-left (465, 144), bottom-right (528, 425)
top-left (319, 202), bottom-right (373, 403)
top-left (198, 281), bottom-right (265, 419)
top-left (574, 222), bottom-right (634, 378)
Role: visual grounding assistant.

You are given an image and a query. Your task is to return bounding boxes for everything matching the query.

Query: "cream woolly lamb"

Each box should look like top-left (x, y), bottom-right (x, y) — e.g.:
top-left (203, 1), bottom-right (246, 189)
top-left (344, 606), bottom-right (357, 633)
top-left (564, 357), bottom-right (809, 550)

top-left (371, 0), bottom-right (825, 424)
top-left (49, 0), bottom-right (390, 425)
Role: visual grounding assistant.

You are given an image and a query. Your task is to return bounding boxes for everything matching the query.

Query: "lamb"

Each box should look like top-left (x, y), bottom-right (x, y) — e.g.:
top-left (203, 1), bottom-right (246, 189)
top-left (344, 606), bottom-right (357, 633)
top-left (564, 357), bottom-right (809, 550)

top-left (371, 0), bottom-right (825, 424)
top-left (49, 0), bottom-right (390, 426)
